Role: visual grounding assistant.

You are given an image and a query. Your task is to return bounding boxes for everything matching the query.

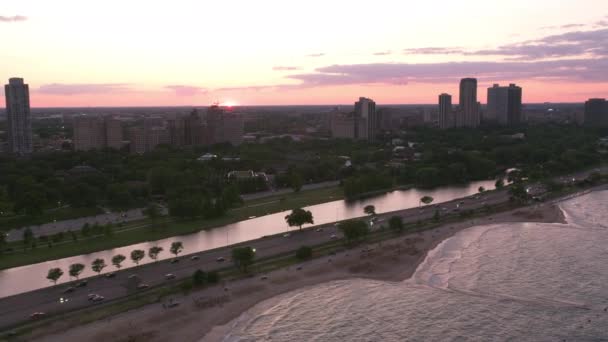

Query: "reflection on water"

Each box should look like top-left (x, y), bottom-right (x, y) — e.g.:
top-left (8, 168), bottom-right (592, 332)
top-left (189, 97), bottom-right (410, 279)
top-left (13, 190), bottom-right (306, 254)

top-left (220, 191), bottom-right (608, 342)
top-left (0, 180), bottom-right (496, 298)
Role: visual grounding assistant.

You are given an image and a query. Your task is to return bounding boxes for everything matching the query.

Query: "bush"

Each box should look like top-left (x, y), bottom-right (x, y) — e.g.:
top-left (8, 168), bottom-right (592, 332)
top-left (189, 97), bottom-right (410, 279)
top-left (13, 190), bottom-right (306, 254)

top-left (295, 246), bottom-right (313, 260)
top-left (180, 279), bottom-right (193, 294)
top-left (207, 271), bottom-right (220, 284)
top-left (192, 269), bottom-right (206, 286)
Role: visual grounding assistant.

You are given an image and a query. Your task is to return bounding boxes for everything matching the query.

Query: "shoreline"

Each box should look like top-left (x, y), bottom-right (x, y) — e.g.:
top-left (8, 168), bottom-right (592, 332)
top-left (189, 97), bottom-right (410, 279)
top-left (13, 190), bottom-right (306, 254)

top-left (35, 199), bottom-right (569, 342)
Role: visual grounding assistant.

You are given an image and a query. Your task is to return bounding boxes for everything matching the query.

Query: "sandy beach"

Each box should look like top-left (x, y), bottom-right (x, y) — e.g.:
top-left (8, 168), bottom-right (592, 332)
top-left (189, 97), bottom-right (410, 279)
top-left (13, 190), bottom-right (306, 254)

top-left (30, 200), bottom-right (568, 342)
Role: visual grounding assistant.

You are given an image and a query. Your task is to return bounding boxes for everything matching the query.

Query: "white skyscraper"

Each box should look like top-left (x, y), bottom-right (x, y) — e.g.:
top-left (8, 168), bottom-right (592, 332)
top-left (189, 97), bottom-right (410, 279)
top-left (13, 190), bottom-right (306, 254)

top-left (5, 78), bottom-right (32, 154)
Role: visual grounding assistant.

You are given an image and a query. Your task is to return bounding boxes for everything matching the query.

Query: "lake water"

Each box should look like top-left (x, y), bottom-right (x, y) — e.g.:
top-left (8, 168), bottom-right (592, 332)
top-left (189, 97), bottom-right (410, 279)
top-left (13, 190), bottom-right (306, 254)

top-left (219, 191), bottom-right (608, 341)
top-left (0, 180), bottom-right (496, 298)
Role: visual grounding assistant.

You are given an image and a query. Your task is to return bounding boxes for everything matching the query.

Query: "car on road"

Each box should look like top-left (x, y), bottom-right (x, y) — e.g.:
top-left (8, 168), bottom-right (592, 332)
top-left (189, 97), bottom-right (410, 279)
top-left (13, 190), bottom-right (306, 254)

top-left (87, 293), bottom-right (98, 300)
top-left (330, 234), bottom-right (338, 240)
top-left (63, 287), bottom-right (75, 293)
top-left (30, 312), bottom-right (46, 319)
top-left (216, 257), bottom-right (225, 262)
top-left (91, 295), bottom-right (105, 302)
top-left (137, 283), bottom-right (150, 290)
top-left (75, 280), bottom-right (88, 288)
top-left (167, 301), bottom-right (180, 308)
top-left (165, 273), bottom-right (176, 280)
top-left (315, 228), bottom-right (323, 232)
top-left (105, 272), bottom-right (116, 278)
top-left (170, 259), bottom-right (179, 264)
top-left (190, 255), bottom-right (200, 261)
top-left (260, 276), bottom-right (268, 280)
top-left (283, 233), bottom-right (291, 237)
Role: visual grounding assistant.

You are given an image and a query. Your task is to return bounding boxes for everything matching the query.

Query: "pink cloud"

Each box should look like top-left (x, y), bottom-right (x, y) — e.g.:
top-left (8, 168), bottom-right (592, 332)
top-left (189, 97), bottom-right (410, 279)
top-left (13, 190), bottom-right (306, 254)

top-left (0, 15), bottom-right (27, 22)
top-left (165, 85), bottom-right (207, 96)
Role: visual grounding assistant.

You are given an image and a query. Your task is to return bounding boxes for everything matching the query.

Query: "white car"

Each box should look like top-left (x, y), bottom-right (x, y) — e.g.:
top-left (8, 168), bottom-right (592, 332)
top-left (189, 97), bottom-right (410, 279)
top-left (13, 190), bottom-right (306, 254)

top-left (330, 234), bottom-right (338, 240)
top-left (92, 295), bottom-right (105, 302)
top-left (283, 233), bottom-right (291, 238)
top-left (165, 273), bottom-right (176, 280)
top-left (216, 257), bottom-right (225, 262)
top-left (190, 255), bottom-right (200, 261)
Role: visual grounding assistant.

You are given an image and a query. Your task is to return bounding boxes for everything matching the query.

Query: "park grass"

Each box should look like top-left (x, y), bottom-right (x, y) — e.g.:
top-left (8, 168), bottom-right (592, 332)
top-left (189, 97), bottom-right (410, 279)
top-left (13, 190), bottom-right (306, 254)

top-left (0, 186), bottom-right (343, 270)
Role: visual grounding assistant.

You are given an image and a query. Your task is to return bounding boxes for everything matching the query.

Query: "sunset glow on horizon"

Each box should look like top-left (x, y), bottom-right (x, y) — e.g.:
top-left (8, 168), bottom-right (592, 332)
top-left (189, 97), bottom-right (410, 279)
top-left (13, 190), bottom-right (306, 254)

top-left (2, 0), bottom-right (607, 107)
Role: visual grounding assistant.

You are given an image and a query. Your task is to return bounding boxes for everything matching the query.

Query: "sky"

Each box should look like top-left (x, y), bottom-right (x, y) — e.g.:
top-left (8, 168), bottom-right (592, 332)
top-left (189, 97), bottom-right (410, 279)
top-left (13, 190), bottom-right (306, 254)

top-left (1, 0), bottom-right (607, 107)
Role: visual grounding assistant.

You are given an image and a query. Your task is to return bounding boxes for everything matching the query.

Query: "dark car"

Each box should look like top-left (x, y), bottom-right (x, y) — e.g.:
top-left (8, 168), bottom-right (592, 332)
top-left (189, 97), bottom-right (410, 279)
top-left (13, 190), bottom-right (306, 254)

top-left (75, 280), bottom-right (88, 288)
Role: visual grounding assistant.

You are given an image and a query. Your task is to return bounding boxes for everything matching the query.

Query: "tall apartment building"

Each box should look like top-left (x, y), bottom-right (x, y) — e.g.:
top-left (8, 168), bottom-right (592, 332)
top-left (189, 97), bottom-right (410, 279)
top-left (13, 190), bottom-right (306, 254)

top-left (584, 98), bottom-right (608, 127)
top-left (104, 117), bottom-right (124, 149)
top-left (4, 78), bottom-right (32, 154)
top-left (127, 127), bottom-right (146, 154)
top-left (438, 93), bottom-right (453, 129)
top-left (73, 116), bottom-right (123, 151)
top-left (354, 97), bottom-right (377, 141)
top-left (207, 105), bottom-right (244, 146)
top-left (456, 78), bottom-right (480, 128)
top-left (487, 84), bottom-right (523, 125)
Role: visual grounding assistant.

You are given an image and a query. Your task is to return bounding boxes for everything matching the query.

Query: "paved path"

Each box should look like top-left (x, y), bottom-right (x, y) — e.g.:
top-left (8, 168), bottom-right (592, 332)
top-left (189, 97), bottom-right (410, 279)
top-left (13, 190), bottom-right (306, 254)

top-left (6, 207), bottom-right (168, 243)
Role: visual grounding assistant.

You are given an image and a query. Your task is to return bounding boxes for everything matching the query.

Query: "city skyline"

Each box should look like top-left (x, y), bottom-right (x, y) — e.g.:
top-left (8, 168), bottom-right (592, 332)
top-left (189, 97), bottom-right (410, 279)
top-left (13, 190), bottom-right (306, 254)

top-left (1, 1), bottom-right (608, 106)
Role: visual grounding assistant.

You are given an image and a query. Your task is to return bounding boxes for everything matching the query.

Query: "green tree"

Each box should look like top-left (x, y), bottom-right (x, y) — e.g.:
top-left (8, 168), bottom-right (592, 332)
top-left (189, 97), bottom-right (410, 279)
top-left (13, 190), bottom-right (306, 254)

top-left (495, 179), bottom-right (505, 189)
top-left (363, 205), bottom-right (376, 216)
top-left (47, 267), bottom-right (64, 285)
top-left (420, 196), bottom-right (434, 206)
top-left (285, 208), bottom-right (314, 231)
top-left (91, 258), bottom-right (107, 275)
top-left (290, 172), bottom-right (303, 192)
top-left (130, 249), bottom-right (145, 265)
top-left (478, 186), bottom-right (486, 193)
top-left (232, 246), bottom-right (255, 272)
top-left (207, 271), bottom-right (220, 284)
top-left (295, 246), bottom-right (313, 260)
top-left (192, 269), bottom-right (207, 286)
top-left (22, 227), bottom-right (34, 246)
top-left (338, 220), bottom-right (369, 245)
top-left (68, 263), bottom-right (85, 280)
top-left (170, 241), bottom-right (184, 257)
top-left (148, 246), bottom-right (163, 261)
top-left (143, 203), bottom-right (162, 221)
top-left (388, 216), bottom-right (404, 234)
top-left (112, 254), bottom-right (126, 269)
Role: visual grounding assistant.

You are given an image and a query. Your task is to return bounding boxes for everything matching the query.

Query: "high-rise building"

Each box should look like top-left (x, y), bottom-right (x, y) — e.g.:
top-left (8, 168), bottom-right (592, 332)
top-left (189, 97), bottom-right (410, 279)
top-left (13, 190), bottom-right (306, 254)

top-left (127, 127), bottom-right (146, 154)
top-left (73, 116), bottom-right (105, 151)
top-left (73, 115), bottom-right (123, 150)
top-left (104, 117), bottom-right (124, 149)
top-left (457, 78), bottom-right (480, 128)
top-left (438, 93), bottom-right (453, 129)
top-left (206, 105), bottom-right (244, 145)
top-left (354, 97), bottom-right (377, 141)
top-left (584, 98), bottom-right (608, 126)
top-left (330, 109), bottom-right (357, 139)
top-left (5, 78), bottom-right (32, 154)
top-left (487, 84), bottom-right (523, 125)
top-left (184, 109), bottom-right (204, 146)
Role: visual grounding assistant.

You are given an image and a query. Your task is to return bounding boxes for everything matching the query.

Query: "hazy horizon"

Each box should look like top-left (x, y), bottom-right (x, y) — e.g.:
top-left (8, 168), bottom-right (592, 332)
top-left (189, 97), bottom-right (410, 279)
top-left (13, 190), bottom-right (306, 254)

top-left (2, 1), bottom-right (607, 106)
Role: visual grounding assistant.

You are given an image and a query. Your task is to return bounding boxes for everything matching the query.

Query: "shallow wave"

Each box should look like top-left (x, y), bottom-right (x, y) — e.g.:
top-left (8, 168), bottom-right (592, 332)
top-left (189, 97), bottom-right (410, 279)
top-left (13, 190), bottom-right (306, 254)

top-left (220, 191), bottom-right (608, 341)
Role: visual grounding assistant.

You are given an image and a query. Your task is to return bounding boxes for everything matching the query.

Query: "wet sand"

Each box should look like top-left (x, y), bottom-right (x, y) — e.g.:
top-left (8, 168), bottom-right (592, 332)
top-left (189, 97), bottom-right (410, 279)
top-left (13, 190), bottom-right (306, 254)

top-left (32, 201), bottom-right (567, 342)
